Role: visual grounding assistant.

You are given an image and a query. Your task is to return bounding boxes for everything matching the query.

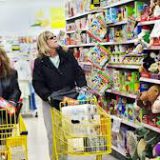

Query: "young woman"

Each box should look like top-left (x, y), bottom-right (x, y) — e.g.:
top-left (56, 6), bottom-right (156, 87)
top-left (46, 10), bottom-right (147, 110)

top-left (32, 30), bottom-right (87, 160)
top-left (0, 47), bottom-right (21, 105)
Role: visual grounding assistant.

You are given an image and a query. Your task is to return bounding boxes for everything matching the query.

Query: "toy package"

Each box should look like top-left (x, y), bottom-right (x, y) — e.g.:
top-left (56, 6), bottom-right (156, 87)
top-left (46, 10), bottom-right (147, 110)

top-left (87, 13), bottom-right (107, 42)
top-left (87, 44), bottom-right (110, 68)
top-left (105, 8), bottom-right (118, 24)
top-left (150, 20), bottom-right (160, 46)
top-left (88, 69), bottom-right (111, 94)
top-left (122, 18), bottom-right (137, 40)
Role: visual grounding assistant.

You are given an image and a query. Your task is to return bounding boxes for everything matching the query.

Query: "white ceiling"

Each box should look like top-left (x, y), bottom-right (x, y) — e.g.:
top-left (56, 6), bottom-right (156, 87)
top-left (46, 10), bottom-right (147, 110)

top-left (0, 0), bottom-right (64, 35)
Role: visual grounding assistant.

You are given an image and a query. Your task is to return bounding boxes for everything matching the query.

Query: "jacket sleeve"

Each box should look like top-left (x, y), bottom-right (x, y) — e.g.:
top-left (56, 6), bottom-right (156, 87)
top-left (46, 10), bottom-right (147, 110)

top-left (8, 70), bottom-right (21, 103)
top-left (68, 51), bottom-right (87, 88)
top-left (32, 59), bottom-right (51, 101)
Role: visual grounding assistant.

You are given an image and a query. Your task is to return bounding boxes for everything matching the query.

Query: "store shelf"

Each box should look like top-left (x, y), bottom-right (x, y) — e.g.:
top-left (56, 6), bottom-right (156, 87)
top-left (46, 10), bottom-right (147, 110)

top-left (107, 20), bottom-right (128, 27)
top-left (103, 0), bottom-right (134, 9)
top-left (111, 115), bottom-right (160, 133)
top-left (66, 10), bottom-right (97, 21)
top-left (107, 64), bottom-right (140, 69)
top-left (67, 40), bottom-right (136, 48)
top-left (143, 123), bottom-right (160, 133)
top-left (112, 146), bottom-right (126, 157)
top-left (106, 89), bottom-right (137, 99)
top-left (144, 46), bottom-right (160, 50)
top-left (67, 43), bottom-right (95, 48)
top-left (66, 28), bottom-right (87, 34)
top-left (79, 61), bottom-right (92, 65)
top-left (100, 40), bottom-right (136, 45)
top-left (138, 20), bottom-right (160, 26)
top-left (111, 115), bottom-right (140, 129)
top-left (140, 77), bottom-right (160, 84)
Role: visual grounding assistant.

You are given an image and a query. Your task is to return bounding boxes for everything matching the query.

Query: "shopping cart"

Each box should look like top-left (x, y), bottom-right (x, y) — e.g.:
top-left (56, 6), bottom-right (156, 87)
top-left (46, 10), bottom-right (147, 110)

top-left (51, 99), bottom-right (112, 160)
top-left (0, 107), bottom-right (28, 160)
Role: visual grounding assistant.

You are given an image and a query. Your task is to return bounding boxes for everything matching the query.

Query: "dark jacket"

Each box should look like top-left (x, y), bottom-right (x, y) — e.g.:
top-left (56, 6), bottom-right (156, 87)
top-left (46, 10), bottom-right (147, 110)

top-left (0, 69), bottom-right (21, 103)
top-left (32, 48), bottom-right (87, 101)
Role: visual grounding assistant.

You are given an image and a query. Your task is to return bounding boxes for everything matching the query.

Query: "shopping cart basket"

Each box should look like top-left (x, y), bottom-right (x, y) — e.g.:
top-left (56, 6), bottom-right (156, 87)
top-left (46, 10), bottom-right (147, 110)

top-left (51, 99), bottom-right (112, 160)
top-left (0, 108), bottom-right (28, 160)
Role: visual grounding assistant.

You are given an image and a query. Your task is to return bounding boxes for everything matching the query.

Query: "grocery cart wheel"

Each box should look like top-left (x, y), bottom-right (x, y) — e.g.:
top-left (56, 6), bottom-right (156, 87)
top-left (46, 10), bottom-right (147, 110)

top-left (96, 155), bottom-right (102, 160)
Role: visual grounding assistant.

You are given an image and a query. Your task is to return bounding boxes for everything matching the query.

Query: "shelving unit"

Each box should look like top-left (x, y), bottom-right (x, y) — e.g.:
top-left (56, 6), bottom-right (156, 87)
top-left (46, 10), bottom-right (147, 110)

top-left (67, 43), bottom-right (95, 48)
top-left (107, 64), bottom-right (140, 70)
top-left (140, 77), bottom-right (160, 84)
top-left (65, 0), bottom-right (160, 159)
top-left (138, 20), bottom-right (160, 26)
top-left (111, 115), bottom-right (160, 133)
top-left (66, 10), bottom-right (97, 21)
top-left (106, 89), bottom-right (137, 99)
top-left (67, 40), bottom-right (136, 48)
top-left (103, 0), bottom-right (135, 9)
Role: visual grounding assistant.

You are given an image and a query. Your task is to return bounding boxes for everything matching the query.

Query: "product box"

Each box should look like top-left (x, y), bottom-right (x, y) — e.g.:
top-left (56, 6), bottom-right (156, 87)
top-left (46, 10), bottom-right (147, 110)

top-left (68, 138), bottom-right (84, 152)
top-left (87, 45), bottom-right (110, 68)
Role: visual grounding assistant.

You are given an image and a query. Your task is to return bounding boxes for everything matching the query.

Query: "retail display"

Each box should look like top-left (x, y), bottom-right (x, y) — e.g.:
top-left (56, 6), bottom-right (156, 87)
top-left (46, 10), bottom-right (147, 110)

top-left (65, 0), bottom-right (160, 159)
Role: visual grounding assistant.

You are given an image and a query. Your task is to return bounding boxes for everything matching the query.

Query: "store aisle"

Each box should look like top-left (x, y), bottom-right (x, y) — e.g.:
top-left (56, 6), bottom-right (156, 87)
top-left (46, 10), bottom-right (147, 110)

top-left (24, 99), bottom-right (117, 160)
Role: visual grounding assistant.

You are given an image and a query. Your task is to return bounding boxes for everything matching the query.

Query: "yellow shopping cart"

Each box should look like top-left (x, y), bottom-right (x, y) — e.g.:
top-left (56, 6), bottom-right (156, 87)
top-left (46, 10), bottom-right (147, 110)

top-left (51, 99), bottom-right (112, 160)
top-left (0, 108), bottom-right (28, 160)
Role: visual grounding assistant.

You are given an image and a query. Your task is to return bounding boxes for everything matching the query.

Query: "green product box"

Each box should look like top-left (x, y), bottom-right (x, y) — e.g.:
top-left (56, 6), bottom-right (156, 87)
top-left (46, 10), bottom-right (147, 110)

top-left (125, 4), bottom-right (134, 18)
top-left (131, 72), bottom-right (140, 82)
top-left (134, 1), bottom-right (145, 19)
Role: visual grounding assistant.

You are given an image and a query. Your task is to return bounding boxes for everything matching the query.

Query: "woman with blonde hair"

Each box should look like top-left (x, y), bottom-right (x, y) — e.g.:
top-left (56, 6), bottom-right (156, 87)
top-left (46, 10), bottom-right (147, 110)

top-left (0, 47), bottom-right (21, 105)
top-left (32, 30), bottom-right (87, 160)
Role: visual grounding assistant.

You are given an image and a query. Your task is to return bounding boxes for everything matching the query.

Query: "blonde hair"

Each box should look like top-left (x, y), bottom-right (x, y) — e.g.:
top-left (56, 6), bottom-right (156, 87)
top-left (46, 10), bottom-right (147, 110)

top-left (0, 47), bottom-right (12, 78)
top-left (37, 31), bottom-right (54, 57)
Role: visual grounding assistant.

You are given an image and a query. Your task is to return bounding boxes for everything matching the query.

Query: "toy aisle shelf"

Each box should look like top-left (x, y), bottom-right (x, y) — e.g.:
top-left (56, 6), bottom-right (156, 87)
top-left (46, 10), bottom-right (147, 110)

top-left (100, 39), bottom-right (136, 45)
top-left (144, 46), bottom-right (160, 50)
top-left (138, 20), bottom-right (160, 26)
top-left (105, 89), bottom-right (137, 99)
top-left (66, 28), bottom-right (87, 34)
top-left (111, 115), bottom-right (140, 129)
top-left (140, 77), bottom-right (160, 84)
top-left (107, 20), bottom-right (128, 27)
top-left (66, 10), bottom-right (98, 21)
top-left (107, 64), bottom-right (140, 70)
top-left (102, 0), bottom-right (134, 9)
top-left (111, 115), bottom-right (160, 133)
top-left (66, 0), bottom-right (135, 21)
top-left (67, 43), bottom-right (95, 48)
top-left (67, 40), bottom-right (136, 48)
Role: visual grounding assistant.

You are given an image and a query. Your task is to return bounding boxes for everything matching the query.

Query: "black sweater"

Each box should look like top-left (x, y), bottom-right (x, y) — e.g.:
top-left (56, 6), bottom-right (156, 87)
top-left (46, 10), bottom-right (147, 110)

top-left (32, 48), bottom-right (87, 101)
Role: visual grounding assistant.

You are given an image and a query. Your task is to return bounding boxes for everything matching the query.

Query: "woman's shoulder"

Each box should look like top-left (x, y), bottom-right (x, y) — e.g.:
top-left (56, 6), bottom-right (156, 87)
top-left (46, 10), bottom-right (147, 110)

top-left (9, 69), bottom-right (18, 78)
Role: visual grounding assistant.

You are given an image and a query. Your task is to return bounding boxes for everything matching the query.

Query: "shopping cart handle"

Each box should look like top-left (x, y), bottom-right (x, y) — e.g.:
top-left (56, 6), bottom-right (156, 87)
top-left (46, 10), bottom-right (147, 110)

top-left (20, 131), bottom-right (28, 135)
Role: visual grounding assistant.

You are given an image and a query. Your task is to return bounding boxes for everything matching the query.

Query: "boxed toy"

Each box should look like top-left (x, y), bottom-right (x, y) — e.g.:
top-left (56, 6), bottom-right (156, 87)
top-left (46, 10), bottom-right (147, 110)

top-left (87, 12), bottom-right (107, 42)
top-left (88, 69), bottom-right (111, 94)
top-left (87, 44), bottom-right (110, 68)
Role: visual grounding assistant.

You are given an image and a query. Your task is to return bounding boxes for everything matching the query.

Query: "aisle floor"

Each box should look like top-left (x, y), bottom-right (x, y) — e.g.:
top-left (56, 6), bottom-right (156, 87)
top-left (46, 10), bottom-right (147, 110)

top-left (24, 102), bottom-right (118, 160)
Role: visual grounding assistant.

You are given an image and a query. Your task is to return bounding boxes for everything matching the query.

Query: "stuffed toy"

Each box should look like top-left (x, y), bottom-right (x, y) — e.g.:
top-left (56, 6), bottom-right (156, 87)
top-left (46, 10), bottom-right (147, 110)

top-left (133, 26), bottom-right (151, 55)
top-left (153, 142), bottom-right (160, 157)
top-left (131, 127), bottom-right (160, 160)
top-left (152, 95), bottom-right (160, 113)
top-left (149, 0), bottom-right (160, 18)
top-left (139, 52), bottom-right (158, 74)
top-left (136, 85), bottom-right (160, 112)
